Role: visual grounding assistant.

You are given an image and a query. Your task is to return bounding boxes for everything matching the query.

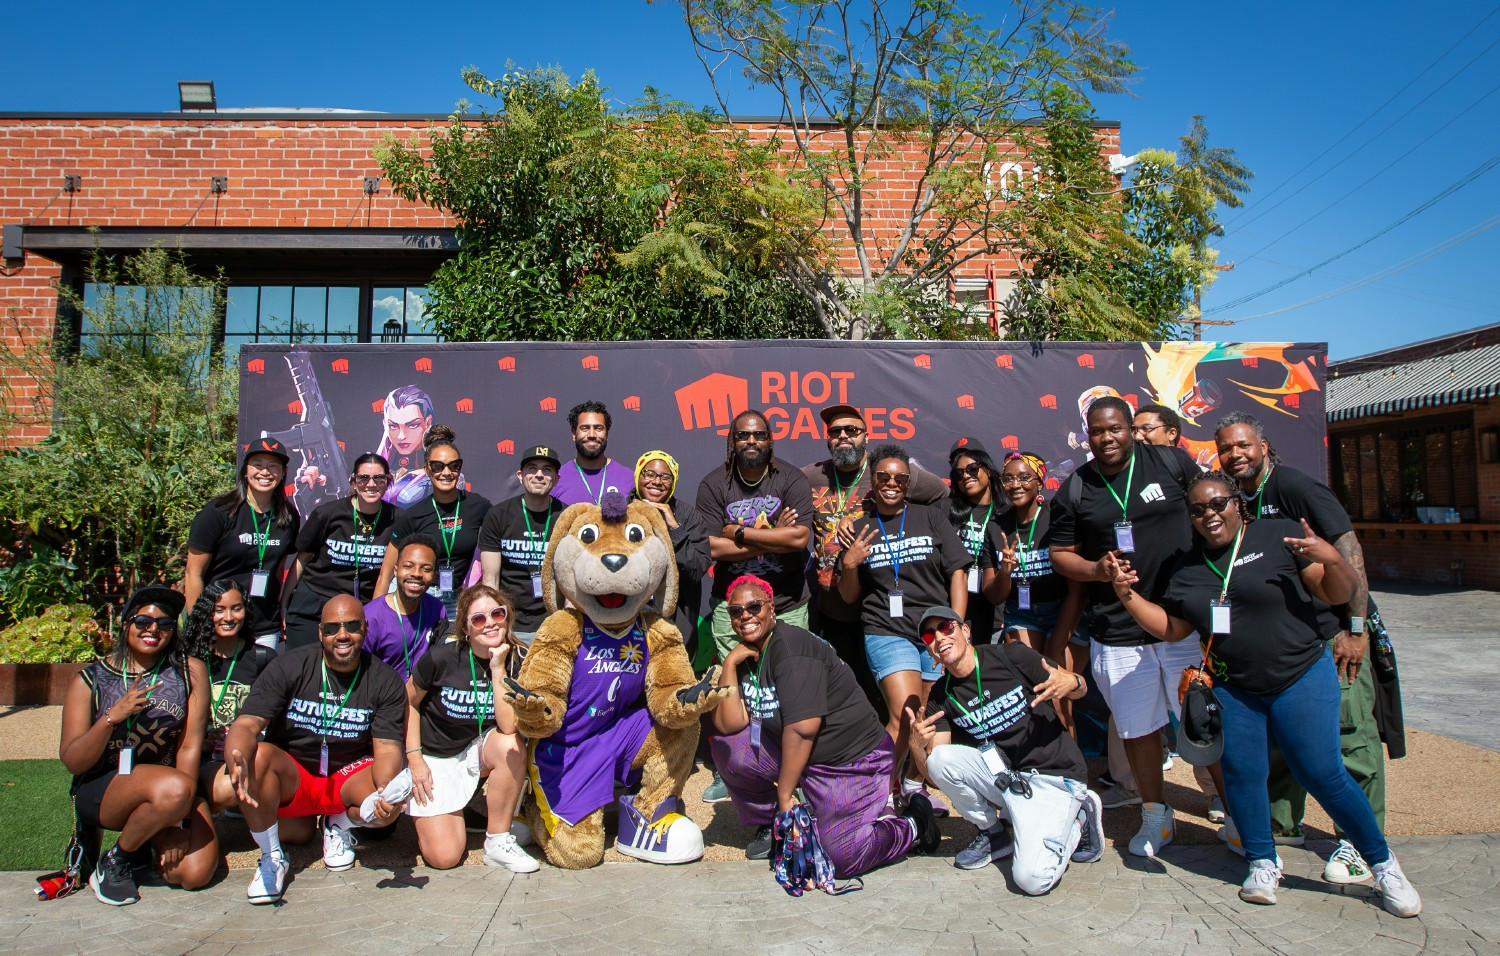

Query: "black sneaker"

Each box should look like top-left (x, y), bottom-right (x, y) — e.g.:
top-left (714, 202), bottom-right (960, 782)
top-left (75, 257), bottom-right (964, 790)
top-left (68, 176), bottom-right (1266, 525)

top-left (745, 825), bottom-right (775, 860)
top-left (903, 793), bottom-right (942, 854)
top-left (954, 819), bottom-right (1013, 869)
top-left (89, 847), bottom-right (140, 906)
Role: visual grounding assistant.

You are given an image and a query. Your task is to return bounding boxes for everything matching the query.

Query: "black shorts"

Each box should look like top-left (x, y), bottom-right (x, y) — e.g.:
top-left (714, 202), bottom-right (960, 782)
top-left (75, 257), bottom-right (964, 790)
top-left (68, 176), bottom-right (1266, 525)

top-left (73, 771), bottom-right (119, 829)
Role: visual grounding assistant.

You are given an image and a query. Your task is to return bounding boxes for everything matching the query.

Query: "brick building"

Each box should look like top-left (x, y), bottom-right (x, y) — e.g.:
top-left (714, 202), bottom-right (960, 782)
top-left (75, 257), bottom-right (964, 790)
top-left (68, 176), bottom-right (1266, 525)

top-left (0, 107), bottom-right (1121, 444)
top-left (1327, 322), bottom-right (1500, 590)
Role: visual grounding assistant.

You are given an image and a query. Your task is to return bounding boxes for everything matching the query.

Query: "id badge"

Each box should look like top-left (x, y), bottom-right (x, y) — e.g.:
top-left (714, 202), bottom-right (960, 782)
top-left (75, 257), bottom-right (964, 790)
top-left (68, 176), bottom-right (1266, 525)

top-left (249, 569), bottom-right (270, 598)
top-left (749, 716), bottom-right (763, 750)
top-left (1017, 583), bottom-right (1032, 610)
top-left (1211, 600), bottom-right (1232, 635)
top-left (1113, 521), bottom-right (1136, 553)
top-left (531, 572), bottom-right (544, 600)
top-left (967, 567), bottom-right (980, 594)
top-left (979, 741), bottom-right (1005, 776)
top-left (438, 566), bottom-right (455, 594)
top-left (319, 742), bottom-right (330, 777)
top-left (117, 746), bottom-right (134, 775)
top-left (888, 590), bottom-right (905, 618)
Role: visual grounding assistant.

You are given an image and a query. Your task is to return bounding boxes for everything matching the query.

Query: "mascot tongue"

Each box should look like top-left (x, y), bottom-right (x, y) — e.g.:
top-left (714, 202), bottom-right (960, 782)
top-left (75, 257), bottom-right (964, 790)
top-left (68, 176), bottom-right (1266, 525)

top-left (598, 593), bottom-right (627, 609)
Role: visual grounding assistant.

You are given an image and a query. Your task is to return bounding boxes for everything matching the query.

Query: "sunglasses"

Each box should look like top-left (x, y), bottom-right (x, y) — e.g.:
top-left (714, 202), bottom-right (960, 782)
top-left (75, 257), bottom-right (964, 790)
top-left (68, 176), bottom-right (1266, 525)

top-left (734, 429), bottom-right (770, 442)
top-left (1188, 496), bottom-right (1234, 519)
top-left (872, 472), bottom-right (910, 487)
top-left (827, 425), bottom-right (866, 438)
top-left (957, 462), bottom-right (984, 479)
top-left (468, 606), bottom-right (509, 629)
top-left (426, 459), bottom-right (463, 474)
top-left (639, 470), bottom-right (673, 484)
top-left (130, 615), bottom-right (177, 632)
top-left (1000, 473), bottom-right (1037, 486)
top-left (919, 618), bottom-right (961, 644)
top-left (319, 619), bottom-right (364, 636)
top-left (351, 474), bottom-right (391, 486)
top-left (727, 600), bottom-right (768, 619)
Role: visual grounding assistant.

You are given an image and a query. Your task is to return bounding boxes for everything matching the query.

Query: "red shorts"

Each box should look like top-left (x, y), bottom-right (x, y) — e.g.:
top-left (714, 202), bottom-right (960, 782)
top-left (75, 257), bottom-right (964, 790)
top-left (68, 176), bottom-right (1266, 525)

top-left (278, 756), bottom-right (373, 819)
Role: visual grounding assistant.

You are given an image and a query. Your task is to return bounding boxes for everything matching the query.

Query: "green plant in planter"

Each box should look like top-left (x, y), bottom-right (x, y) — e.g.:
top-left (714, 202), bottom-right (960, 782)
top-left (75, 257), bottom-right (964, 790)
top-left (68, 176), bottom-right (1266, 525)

top-left (0, 546), bottom-right (92, 628)
top-left (0, 604), bottom-right (104, 665)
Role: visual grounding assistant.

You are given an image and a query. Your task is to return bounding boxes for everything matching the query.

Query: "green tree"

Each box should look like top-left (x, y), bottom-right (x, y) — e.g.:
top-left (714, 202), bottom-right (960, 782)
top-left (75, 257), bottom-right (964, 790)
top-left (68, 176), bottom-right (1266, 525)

top-left (0, 246), bottom-right (236, 621)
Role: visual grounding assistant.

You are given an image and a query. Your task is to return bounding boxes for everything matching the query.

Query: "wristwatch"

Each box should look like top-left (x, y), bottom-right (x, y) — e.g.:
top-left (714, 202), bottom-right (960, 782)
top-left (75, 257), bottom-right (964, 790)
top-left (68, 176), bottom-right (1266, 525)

top-left (734, 526), bottom-right (747, 548)
top-left (1073, 675), bottom-right (1084, 692)
top-left (1348, 616), bottom-right (1366, 635)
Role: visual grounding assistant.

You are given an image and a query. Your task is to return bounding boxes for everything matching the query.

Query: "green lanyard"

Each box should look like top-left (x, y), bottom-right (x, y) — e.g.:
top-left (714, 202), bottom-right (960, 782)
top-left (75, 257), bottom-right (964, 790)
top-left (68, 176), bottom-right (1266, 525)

top-left (351, 500), bottom-right (384, 582)
top-left (318, 657), bottom-right (363, 742)
top-left (210, 644), bottom-right (245, 713)
top-left (1203, 525), bottom-right (1247, 602)
top-left (574, 462), bottom-right (607, 506)
top-left (1099, 452), bottom-right (1136, 520)
top-left (122, 658), bottom-right (165, 741)
top-left (944, 650), bottom-right (984, 720)
top-left (965, 500), bottom-right (994, 562)
top-left (832, 461), bottom-right (868, 515)
top-left (1015, 509), bottom-right (1041, 573)
top-left (247, 506), bottom-right (270, 569)
top-left (432, 495), bottom-right (461, 565)
top-left (745, 630), bottom-right (776, 712)
top-left (522, 501), bottom-right (555, 554)
top-left (393, 599), bottom-right (426, 679)
top-left (466, 650), bottom-right (493, 737)
top-left (1250, 465), bottom-right (1273, 519)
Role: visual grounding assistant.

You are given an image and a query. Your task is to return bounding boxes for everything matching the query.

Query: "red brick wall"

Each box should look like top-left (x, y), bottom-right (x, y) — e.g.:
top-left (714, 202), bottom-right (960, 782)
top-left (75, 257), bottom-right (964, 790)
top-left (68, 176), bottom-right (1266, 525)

top-left (1360, 531), bottom-right (1500, 590)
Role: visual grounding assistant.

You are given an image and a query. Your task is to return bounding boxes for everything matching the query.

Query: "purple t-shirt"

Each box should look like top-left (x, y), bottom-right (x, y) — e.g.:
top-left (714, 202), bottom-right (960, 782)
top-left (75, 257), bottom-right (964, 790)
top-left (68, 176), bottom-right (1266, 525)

top-left (552, 459), bottom-right (636, 508)
top-left (362, 593), bottom-right (447, 683)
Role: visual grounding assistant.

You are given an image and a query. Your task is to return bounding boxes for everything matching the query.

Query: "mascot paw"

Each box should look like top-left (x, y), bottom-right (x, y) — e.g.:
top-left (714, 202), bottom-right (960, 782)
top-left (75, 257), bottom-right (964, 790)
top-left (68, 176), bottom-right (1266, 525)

top-left (502, 678), bottom-right (552, 719)
top-left (674, 666), bottom-right (726, 707)
top-left (614, 794), bottom-right (704, 865)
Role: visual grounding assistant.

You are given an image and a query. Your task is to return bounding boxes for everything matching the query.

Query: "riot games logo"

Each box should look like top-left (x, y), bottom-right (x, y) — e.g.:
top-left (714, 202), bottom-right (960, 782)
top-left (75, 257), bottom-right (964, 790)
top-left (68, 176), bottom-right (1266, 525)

top-left (674, 370), bottom-right (916, 441)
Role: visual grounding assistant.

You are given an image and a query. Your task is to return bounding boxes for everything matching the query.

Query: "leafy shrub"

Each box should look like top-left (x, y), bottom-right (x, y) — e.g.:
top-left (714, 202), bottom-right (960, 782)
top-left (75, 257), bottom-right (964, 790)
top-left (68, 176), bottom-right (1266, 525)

top-left (0, 545), bottom-right (92, 628)
top-left (0, 604), bottom-right (103, 664)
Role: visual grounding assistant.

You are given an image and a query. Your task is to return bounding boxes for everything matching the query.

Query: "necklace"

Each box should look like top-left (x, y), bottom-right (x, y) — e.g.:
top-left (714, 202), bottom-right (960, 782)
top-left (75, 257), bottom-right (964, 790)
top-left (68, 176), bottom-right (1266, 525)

top-left (735, 465), bottom-right (768, 488)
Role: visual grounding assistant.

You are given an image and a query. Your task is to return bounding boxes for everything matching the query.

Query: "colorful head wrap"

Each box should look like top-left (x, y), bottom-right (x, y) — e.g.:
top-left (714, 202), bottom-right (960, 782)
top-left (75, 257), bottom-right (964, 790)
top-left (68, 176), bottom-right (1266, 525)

top-left (633, 450), bottom-right (680, 499)
top-left (1004, 452), bottom-right (1049, 502)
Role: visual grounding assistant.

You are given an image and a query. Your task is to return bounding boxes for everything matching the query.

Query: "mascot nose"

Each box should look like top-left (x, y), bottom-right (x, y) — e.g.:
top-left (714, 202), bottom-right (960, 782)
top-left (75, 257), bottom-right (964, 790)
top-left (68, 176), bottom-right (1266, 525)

top-left (601, 553), bottom-right (628, 573)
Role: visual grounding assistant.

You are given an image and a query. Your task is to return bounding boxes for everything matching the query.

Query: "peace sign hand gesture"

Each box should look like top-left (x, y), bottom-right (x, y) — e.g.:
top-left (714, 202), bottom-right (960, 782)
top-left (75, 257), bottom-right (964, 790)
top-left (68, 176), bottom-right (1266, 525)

top-left (996, 531), bottom-right (1021, 573)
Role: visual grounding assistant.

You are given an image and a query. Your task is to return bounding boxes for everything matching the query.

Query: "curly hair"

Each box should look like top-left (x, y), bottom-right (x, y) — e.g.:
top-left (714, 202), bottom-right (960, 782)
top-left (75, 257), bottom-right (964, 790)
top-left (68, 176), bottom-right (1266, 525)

top-left (568, 400), bottom-right (613, 433)
top-left (1186, 470), bottom-right (1252, 523)
top-left (181, 578), bottom-right (258, 662)
top-left (424, 423), bottom-right (459, 456)
top-left (869, 443), bottom-right (910, 470)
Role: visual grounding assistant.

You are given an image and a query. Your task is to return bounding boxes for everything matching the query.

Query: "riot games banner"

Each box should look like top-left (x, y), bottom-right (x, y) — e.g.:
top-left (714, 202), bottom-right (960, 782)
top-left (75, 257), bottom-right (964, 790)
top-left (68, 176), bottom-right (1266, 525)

top-left (237, 340), bottom-right (1328, 517)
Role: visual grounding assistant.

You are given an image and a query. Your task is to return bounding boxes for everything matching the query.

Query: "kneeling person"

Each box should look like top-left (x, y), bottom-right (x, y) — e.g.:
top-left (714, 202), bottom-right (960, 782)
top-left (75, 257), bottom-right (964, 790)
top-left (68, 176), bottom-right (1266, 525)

top-left (224, 594), bottom-right (410, 904)
top-left (910, 607), bottom-right (1104, 896)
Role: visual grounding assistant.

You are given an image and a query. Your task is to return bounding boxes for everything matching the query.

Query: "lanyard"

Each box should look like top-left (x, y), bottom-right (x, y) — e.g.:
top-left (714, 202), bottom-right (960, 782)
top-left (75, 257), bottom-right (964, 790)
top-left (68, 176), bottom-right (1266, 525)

top-left (522, 501), bottom-right (555, 555)
top-left (1250, 465), bottom-right (1273, 519)
top-left (431, 495), bottom-right (461, 565)
top-left (1015, 508), bottom-right (1041, 573)
top-left (1203, 525), bottom-right (1247, 602)
top-left (318, 657), bottom-right (363, 742)
top-left (944, 650), bottom-right (984, 720)
top-left (1099, 452), bottom-right (1136, 520)
top-left (121, 658), bottom-right (165, 740)
top-left (247, 506), bottom-right (270, 569)
top-left (965, 501), bottom-right (994, 562)
top-left (874, 506), bottom-right (908, 584)
top-left (393, 599), bottom-right (426, 679)
top-left (351, 500), bottom-right (384, 581)
top-left (210, 644), bottom-right (245, 713)
top-left (832, 461), bottom-right (868, 515)
top-left (467, 650), bottom-right (493, 737)
top-left (574, 462), bottom-right (607, 506)
top-left (746, 629), bottom-right (776, 694)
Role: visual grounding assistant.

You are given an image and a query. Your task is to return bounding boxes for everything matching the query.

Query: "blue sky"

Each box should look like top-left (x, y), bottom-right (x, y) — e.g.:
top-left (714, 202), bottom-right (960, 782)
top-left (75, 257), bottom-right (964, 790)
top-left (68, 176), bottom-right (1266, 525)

top-left (9, 1), bottom-right (1499, 360)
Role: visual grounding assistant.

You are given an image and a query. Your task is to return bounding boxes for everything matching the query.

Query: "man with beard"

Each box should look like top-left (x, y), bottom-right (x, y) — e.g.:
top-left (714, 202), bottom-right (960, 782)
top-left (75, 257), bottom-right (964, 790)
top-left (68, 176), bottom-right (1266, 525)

top-left (694, 409), bottom-right (815, 664)
top-left (552, 401), bottom-right (634, 507)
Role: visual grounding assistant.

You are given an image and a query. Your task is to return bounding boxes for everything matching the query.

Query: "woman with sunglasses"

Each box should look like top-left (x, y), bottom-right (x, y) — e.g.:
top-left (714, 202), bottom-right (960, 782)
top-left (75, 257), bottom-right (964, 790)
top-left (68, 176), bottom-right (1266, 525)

top-left (377, 425), bottom-right (493, 620)
top-left (282, 454), bottom-right (403, 649)
top-left (631, 450), bottom-right (710, 656)
top-left (947, 439), bottom-right (1005, 645)
top-left (60, 586), bottom-right (218, 906)
top-left (184, 437), bottom-right (300, 649)
top-left (1103, 472), bottom-right (1422, 916)
top-left (711, 575), bottom-right (939, 872)
top-left (839, 444), bottom-right (969, 808)
top-left (405, 585), bottom-right (537, 872)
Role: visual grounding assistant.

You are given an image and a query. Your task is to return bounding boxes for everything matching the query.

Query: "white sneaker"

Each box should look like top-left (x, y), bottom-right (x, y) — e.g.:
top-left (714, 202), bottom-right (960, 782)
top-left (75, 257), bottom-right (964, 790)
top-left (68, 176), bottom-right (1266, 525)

top-left (1207, 796), bottom-right (1227, 825)
top-left (1129, 802), bottom-right (1175, 858)
top-left (510, 819), bottom-right (534, 848)
top-left (1238, 858), bottom-right (1281, 905)
top-left (322, 811), bottom-right (358, 871)
top-left (1072, 789), bottom-right (1105, 863)
top-left (246, 851), bottom-right (289, 904)
top-left (1323, 839), bottom-right (1372, 884)
top-left (1096, 783), bottom-right (1142, 809)
top-left (1372, 855), bottom-right (1422, 918)
top-left (484, 832), bottom-right (540, 873)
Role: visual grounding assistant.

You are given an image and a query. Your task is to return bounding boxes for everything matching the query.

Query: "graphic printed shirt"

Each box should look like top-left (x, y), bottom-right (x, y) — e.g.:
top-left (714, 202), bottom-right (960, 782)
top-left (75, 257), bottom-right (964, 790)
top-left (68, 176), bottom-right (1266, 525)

top-left (476, 495), bottom-right (568, 631)
top-left (187, 502), bottom-right (300, 632)
top-left (696, 460), bottom-right (815, 612)
top-left (553, 618), bottom-right (651, 746)
top-left (411, 640), bottom-right (520, 758)
top-left (205, 640), bottom-right (276, 760)
top-left (983, 506), bottom-right (1067, 607)
top-left (846, 502), bottom-right (969, 641)
top-left (75, 660), bottom-right (191, 786)
top-left (294, 495), bottom-right (400, 603)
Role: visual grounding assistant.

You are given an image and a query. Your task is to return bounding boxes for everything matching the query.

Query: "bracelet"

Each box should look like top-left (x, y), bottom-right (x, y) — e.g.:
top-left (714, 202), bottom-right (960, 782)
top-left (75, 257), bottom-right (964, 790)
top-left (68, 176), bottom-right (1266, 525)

top-left (405, 747), bottom-right (422, 755)
top-left (102, 712), bottom-right (116, 725)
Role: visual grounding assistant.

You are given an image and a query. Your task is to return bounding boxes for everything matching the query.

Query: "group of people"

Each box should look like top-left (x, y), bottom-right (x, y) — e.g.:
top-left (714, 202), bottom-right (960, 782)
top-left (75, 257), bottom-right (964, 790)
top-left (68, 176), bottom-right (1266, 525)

top-left (57, 396), bottom-right (1420, 919)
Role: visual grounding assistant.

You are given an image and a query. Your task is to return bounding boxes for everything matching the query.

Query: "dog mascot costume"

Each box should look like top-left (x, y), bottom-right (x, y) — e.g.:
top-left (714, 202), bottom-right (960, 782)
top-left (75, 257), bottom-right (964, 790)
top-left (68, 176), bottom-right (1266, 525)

top-left (503, 491), bottom-right (730, 868)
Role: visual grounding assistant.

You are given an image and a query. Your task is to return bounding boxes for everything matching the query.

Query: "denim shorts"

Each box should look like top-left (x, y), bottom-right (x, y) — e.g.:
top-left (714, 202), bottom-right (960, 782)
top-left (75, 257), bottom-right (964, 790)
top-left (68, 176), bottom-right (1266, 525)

top-left (863, 632), bottom-right (941, 682)
top-left (1003, 598), bottom-right (1089, 647)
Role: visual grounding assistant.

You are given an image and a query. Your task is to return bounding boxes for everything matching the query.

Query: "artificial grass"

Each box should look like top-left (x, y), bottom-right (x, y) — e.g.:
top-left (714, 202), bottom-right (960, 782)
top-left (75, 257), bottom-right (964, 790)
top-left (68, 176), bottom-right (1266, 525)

top-left (0, 759), bottom-right (98, 872)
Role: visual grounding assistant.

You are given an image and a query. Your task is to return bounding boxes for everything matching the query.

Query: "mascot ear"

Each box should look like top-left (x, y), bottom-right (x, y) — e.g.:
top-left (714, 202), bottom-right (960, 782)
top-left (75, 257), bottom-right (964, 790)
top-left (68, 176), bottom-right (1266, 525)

top-left (541, 503), bottom-right (591, 613)
top-left (637, 503), bottom-right (678, 616)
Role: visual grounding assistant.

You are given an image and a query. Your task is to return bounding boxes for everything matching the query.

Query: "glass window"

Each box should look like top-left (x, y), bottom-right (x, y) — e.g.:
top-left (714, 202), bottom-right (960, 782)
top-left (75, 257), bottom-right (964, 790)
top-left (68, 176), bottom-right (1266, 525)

top-left (373, 286), bottom-right (440, 343)
top-left (79, 282), bottom-right (213, 358)
top-left (222, 284), bottom-right (361, 367)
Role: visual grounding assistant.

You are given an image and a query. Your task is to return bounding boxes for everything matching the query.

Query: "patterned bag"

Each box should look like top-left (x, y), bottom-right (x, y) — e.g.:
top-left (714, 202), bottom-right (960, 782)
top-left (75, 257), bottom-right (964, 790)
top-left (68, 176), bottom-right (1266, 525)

top-left (769, 804), bottom-right (862, 897)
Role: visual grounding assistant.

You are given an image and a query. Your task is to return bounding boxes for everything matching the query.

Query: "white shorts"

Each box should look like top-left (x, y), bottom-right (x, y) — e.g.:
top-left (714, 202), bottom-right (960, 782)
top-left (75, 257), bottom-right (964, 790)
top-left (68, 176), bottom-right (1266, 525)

top-left (406, 733), bottom-right (486, 818)
top-left (1090, 639), bottom-right (1202, 739)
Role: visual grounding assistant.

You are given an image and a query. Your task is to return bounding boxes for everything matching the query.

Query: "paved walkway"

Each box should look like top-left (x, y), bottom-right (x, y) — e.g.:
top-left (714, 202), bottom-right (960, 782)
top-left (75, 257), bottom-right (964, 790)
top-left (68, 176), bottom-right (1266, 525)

top-left (2, 834), bottom-right (1496, 955)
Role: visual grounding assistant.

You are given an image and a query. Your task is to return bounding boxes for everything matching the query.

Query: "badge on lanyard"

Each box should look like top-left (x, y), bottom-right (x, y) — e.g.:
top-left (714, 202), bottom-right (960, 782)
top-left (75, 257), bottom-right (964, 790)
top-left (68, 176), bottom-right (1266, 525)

top-left (531, 572), bottom-right (544, 600)
top-left (979, 741), bottom-right (1005, 776)
top-left (966, 567), bottom-right (980, 594)
top-left (749, 715), bottom-right (763, 750)
top-left (1211, 599), bottom-right (1232, 635)
top-left (319, 741), bottom-right (330, 777)
top-left (888, 590), bottom-right (905, 618)
top-left (438, 566), bottom-right (455, 594)
top-left (1113, 521), bottom-right (1136, 553)
top-left (1017, 583), bottom-right (1032, 610)
top-left (249, 569), bottom-right (270, 598)
top-left (117, 746), bottom-right (134, 775)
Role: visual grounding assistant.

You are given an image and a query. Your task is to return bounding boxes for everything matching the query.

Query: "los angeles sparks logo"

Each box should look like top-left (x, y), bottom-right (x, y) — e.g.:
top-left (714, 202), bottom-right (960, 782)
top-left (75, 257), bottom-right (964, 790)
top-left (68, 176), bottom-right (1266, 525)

top-left (673, 371), bottom-right (916, 441)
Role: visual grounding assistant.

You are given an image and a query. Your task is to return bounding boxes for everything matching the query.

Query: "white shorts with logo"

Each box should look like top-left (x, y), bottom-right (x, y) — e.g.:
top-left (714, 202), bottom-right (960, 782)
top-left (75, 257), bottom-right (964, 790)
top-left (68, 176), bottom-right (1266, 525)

top-left (1090, 639), bottom-right (1202, 739)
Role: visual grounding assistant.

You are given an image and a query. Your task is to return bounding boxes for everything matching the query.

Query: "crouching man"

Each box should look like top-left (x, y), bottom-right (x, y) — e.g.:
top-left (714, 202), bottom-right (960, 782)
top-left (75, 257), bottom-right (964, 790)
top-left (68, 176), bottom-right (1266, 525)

top-left (908, 607), bottom-right (1105, 895)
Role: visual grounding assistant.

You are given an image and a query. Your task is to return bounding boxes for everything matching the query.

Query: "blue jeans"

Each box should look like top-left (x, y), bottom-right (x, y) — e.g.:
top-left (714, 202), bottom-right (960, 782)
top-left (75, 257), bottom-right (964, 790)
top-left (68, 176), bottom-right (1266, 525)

top-left (1216, 650), bottom-right (1390, 866)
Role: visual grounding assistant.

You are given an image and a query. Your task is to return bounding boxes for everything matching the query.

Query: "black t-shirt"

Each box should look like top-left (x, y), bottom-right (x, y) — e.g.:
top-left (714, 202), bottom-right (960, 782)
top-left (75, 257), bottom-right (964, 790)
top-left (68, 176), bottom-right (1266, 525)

top-left (1048, 443), bottom-right (1198, 646)
top-left (846, 502), bottom-right (970, 642)
top-left (410, 640), bottom-right (519, 758)
top-left (928, 643), bottom-right (1087, 782)
top-left (187, 501), bottom-right (300, 632)
top-left (983, 506), bottom-right (1067, 607)
top-left (241, 644), bottom-right (407, 773)
top-left (476, 495), bottom-right (568, 631)
top-left (1246, 464), bottom-right (1353, 639)
top-left (389, 491), bottom-right (493, 601)
top-left (695, 460), bottom-right (815, 612)
top-left (294, 496), bottom-right (400, 603)
top-left (731, 625), bottom-right (885, 767)
top-left (204, 640), bottom-right (277, 760)
top-left (1161, 518), bottom-right (1325, 694)
top-left (952, 500), bottom-right (1002, 642)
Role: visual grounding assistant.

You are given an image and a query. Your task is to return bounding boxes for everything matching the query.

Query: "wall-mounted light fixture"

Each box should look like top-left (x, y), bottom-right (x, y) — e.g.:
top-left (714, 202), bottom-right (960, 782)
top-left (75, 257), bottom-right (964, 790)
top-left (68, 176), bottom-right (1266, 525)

top-left (363, 176), bottom-right (381, 196)
top-left (179, 81), bottom-right (217, 111)
top-left (62, 175), bottom-right (82, 193)
top-left (211, 177), bottom-right (229, 194)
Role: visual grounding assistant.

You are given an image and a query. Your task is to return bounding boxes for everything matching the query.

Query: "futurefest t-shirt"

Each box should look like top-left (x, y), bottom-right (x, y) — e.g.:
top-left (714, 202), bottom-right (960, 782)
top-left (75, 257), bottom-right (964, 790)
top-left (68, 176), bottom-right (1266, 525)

top-left (477, 495), bottom-right (568, 631)
top-left (845, 502), bottom-right (969, 641)
top-left (294, 496), bottom-right (400, 603)
top-left (983, 506), bottom-right (1068, 608)
top-left (410, 640), bottom-right (514, 758)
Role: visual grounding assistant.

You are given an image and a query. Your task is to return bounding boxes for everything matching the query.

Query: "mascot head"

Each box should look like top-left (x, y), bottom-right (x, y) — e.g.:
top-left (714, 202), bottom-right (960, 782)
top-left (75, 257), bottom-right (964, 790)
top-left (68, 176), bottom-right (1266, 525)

top-left (542, 491), bottom-right (678, 627)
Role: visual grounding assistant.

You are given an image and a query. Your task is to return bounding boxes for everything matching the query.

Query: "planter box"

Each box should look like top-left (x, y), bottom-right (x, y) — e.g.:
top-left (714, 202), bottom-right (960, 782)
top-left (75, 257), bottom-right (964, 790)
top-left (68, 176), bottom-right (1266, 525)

top-left (0, 662), bottom-right (88, 705)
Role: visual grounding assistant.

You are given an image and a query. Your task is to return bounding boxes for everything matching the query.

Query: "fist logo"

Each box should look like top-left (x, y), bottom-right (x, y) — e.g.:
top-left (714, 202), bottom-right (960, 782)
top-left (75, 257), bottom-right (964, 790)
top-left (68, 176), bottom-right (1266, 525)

top-left (415, 357), bottom-right (433, 373)
top-left (337, 440), bottom-right (346, 452)
top-left (957, 394), bottom-right (975, 410)
top-left (1284, 393), bottom-right (1301, 409)
top-left (370, 399), bottom-right (384, 414)
top-left (1045, 477), bottom-right (1061, 492)
top-left (456, 398), bottom-right (474, 414)
top-left (1001, 435), bottom-right (1019, 450)
top-left (497, 440), bottom-right (515, 455)
top-left (995, 354), bottom-right (1013, 370)
top-left (331, 358), bottom-right (349, 373)
top-left (624, 396), bottom-right (641, 411)
top-left (1241, 357), bottom-right (1259, 368)
top-left (913, 354), bottom-right (932, 370)
top-left (1040, 394), bottom-right (1058, 410)
top-left (675, 373), bottom-right (749, 434)
top-left (1076, 354), bottom-right (1095, 369)
top-left (1122, 394), bottom-right (1138, 410)
top-left (498, 356), bottom-right (516, 372)
top-left (540, 397), bottom-right (558, 413)
top-left (246, 359), bottom-right (265, 374)
top-left (287, 400), bottom-right (304, 416)
top-left (582, 355), bottom-right (599, 371)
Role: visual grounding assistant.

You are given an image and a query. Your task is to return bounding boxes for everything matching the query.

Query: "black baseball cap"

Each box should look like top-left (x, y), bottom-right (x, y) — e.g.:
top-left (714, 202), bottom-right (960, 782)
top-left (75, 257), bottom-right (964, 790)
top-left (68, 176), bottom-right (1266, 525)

top-left (243, 436), bottom-right (290, 466)
top-left (1178, 680), bottom-right (1225, 766)
top-left (819, 403), bottom-right (864, 426)
top-left (123, 584), bottom-right (186, 621)
top-left (918, 606), bottom-right (964, 631)
top-left (949, 437), bottom-right (988, 460)
top-left (519, 444), bottom-right (561, 468)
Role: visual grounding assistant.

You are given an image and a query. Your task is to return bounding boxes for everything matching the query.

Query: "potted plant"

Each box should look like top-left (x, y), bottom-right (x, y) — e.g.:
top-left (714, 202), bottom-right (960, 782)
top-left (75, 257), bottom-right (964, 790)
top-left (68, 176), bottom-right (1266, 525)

top-left (0, 604), bottom-right (106, 705)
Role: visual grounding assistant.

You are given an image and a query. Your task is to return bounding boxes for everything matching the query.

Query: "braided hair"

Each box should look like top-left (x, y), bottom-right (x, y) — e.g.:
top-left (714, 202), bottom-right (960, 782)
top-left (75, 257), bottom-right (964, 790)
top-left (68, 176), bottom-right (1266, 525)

top-left (1186, 470), bottom-right (1252, 523)
top-left (724, 410), bottom-right (778, 489)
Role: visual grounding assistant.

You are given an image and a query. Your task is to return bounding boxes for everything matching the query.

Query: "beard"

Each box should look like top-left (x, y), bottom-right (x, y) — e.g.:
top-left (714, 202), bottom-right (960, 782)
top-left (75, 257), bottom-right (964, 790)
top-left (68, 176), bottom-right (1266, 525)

top-left (830, 442), bottom-right (864, 469)
top-left (575, 437), bottom-right (607, 461)
top-left (734, 445), bottom-right (769, 470)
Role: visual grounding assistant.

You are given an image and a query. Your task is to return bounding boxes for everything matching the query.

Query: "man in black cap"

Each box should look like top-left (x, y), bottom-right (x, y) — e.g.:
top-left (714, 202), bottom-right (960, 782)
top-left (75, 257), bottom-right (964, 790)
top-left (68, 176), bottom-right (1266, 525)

top-left (478, 444), bottom-right (567, 646)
